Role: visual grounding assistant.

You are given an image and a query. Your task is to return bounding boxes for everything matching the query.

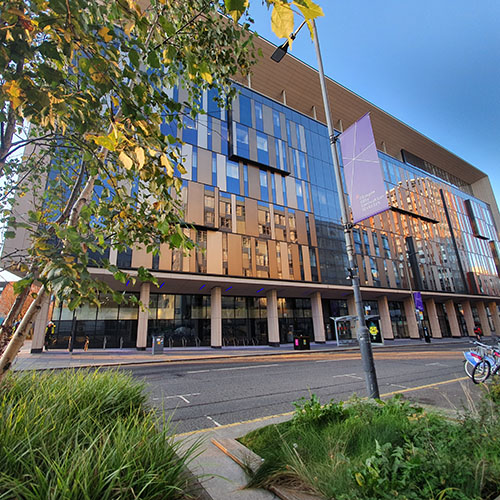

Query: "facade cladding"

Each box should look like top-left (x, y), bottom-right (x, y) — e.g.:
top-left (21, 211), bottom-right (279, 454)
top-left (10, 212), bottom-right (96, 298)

top-left (39, 42), bottom-right (500, 351)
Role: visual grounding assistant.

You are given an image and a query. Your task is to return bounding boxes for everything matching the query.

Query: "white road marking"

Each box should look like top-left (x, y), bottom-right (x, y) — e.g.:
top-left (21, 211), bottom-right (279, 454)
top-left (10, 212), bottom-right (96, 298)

top-left (188, 364), bottom-right (279, 374)
top-left (425, 362), bottom-right (449, 367)
top-left (331, 373), bottom-right (358, 378)
top-left (344, 374), bottom-right (363, 380)
top-left (163, 392), bottom-right (201, 404)
top-left (389, 383), bottom-right (408, 389)
top-left (206, 415), bottom-right (222, 427)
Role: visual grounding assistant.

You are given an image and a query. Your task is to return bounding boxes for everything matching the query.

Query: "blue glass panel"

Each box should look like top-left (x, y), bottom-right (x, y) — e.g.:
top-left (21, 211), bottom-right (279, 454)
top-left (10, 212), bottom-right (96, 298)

top-left (292, 150), bottom-right (298, 177)
top-left (182, 115), bottom-right (197, 145)
top-left (239, 95), bottom-right (252, 127)
top-left (271, 173), bottom-right (277, 204)
top-left (212, 153), bottom-right (217, 186)
top-left (299, 152), bottom-right (307, 180)
top-left (220, 120), bottom-right (228, 155)
top-left (273, 110), bottom-right (281, 138)
top-left (275, 138), bottom-right (281, 170)
top-left (208, 88), bottom-right (220, 117)
top-left (260, 169), bottom-right (269, 202)
top-left (304, 182), bottom-right (310, 212)
top-left (282, 176), bottom-right (287, 206)
top-left (192, 146), bottom-right (198, 182)
top-left (236, 123), bottom-right (249, 158)
top-left (281, 142), bottom-right (288, 172)
top-left (243, 164), bottom-right (249, 196)
top-left (296, 180), bottom-right (304, 210)
top-left (256, 131), bottom-right (269, 165)
top-left (286, 120), bottom-right (292, 145)
top-left (226, 159), bottom-right (240, 194)
top-left (255, 102), bottom-right (264, 131)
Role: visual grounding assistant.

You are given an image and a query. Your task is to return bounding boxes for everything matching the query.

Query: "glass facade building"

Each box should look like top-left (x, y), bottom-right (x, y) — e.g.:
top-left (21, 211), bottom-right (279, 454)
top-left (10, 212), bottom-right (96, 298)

top-left (30, 40), bottom-right (500, 351)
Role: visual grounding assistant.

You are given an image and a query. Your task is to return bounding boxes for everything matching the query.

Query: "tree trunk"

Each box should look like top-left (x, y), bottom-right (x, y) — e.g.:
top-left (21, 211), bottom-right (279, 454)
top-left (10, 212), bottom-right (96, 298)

top-left (0, 286), bottom-right (47, 384)
top-left (0, 285), bottom-right (32, 356)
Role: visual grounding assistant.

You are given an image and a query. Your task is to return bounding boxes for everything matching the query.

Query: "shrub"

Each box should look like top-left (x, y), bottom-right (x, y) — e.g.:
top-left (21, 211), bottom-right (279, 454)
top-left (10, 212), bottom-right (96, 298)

top-left (0, 370), bottom-right (198, 499)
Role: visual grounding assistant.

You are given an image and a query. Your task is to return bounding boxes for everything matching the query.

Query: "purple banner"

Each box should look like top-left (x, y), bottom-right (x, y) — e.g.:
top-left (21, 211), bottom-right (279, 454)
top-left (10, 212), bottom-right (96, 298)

top-left (339, 113), bottom-right (389, 224)
top-left (413, 292), bottom-right (424, 312)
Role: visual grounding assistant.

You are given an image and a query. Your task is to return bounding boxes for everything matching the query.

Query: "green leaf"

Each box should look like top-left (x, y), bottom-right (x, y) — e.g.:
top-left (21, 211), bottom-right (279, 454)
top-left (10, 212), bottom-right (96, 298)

top-left (129, 49), bottom-right (140, 69)
top-left (224, 0), bottom-right (249, 21)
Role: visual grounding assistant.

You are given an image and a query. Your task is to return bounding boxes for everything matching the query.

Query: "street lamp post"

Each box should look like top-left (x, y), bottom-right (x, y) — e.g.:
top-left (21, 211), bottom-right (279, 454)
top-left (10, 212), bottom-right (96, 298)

top-left (271, 20), bottom-right (380, 398)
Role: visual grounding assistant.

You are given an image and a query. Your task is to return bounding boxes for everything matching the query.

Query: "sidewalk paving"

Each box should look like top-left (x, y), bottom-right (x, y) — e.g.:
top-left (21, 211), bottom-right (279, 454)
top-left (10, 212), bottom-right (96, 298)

top-left (11, 336), bottom-right (470, 500)
top-left (13, 337), bottom-right (467, 372)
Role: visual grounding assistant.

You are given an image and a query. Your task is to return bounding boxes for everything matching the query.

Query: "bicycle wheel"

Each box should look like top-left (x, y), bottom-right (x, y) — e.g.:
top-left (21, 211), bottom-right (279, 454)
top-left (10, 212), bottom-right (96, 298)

top-left (472, 360), bottom-right (491, 384)
top-left (464, 360), bottom-right (475, 378)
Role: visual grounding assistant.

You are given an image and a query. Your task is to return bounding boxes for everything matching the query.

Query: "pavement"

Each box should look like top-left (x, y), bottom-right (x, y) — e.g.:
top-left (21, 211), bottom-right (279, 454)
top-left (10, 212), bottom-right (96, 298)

top-left (11, 337), bottom-right (470, 500)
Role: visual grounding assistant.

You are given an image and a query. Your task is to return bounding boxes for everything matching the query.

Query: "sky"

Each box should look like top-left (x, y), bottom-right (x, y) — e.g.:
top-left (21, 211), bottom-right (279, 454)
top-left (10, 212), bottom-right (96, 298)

top-left (247, 0), bottom-right (500, 201)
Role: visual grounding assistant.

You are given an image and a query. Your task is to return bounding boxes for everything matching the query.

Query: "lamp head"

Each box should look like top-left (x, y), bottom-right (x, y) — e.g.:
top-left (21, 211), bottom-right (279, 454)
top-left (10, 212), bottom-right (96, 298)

top-left (271, 40), bottom-right (289, 63)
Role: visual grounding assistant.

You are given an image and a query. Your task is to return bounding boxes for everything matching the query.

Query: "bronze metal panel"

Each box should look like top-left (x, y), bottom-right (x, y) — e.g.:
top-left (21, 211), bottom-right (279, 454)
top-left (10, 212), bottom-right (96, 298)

top-left (309, 215), bottom-right (318, 247)
top-left (245, 198), bottom-right (259, 236)
top-left (186, 182), bottom-right (205, 225)
top-left (295, 211), bottom-right (308, 245)
top-left (207, 232), bottom-right (223, 275)
top-left (301, 245), bottom-right (312, 281)
top-left (268, 240), bottom-right (278, 279)
top-left (159, 244), bottom-right (172, 271)
top-left (197, 148), bottom-right (212, 185)
top-left (280, 242), bottom-right (290, 279)
top-left (228, 233), bottom-right (243, 276)
top-left (248, 165), bottom-right (260, 199)
top-left (291, 244), bottom-right (301, 280)
top-left (131, 246), bottom-right (152, 269)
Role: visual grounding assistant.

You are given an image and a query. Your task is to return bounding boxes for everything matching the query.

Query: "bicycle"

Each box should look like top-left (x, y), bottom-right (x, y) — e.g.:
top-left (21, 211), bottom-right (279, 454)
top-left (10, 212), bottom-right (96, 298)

top-left (471, 344), bottom-right (500, 384)
top-left (463, 340), bottom-right (492, 378)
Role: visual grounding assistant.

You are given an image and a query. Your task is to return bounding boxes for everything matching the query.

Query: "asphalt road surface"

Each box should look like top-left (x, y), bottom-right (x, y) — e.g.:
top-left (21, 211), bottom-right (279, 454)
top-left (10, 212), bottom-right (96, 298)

top-left (121, 341), bottom-right (479, 434)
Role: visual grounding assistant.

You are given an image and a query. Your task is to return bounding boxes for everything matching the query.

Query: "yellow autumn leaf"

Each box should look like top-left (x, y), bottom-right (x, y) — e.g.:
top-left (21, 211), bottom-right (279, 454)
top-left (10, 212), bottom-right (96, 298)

top-left (161, 154), bottom-right (174, 177)
top-left (3, 80), bottom-right (23, 109)
top-left (124, 21), bottom-right (135, 36)
top-left (5, 30), bottom-right (14, 42)
top-left (271, 2), bottom-right (294, 39)
top-left (111, 95), bottom-right (119, 107)
top-left (200, 70), bottom-right (213, 84)
top-left (119, 151), bottom-right (134, 170)
top-left (292, 0), bottom-right (324, 20)
top-left (98, 26), bottom-right (113, 43)
top-left (135, 146), bottom-right (145, 169)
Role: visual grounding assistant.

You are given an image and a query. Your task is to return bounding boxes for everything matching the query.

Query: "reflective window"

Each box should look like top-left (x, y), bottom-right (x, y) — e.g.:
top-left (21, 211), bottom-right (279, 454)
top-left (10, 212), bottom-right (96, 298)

top-left (254, 102), bottom-right (264, 131)
top-left (239, 95), bottom-right (252, 127)
top-left (256, 132), bottom-right (269, 165)
top-left (235, 123), bottom-right (249, 158)
top-left (226, 160), bottom-right (239, 194)
top-left (260, 170), bottom-right (269, 202)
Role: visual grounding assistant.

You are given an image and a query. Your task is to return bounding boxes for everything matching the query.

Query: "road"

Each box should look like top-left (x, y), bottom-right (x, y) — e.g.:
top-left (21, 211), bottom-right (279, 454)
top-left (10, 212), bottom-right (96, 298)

top-left (121, 342), bottom-right (478, 434)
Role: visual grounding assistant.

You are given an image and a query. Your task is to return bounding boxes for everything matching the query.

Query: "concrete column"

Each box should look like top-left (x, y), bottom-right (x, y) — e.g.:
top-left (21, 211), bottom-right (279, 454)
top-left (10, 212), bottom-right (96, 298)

top-left (403, 297), bottom-right (419, 339)
top-left (30, 294), bottom-right (51, 353)
top-left (445, 300), bottom-right (461, 337)
top-left (476, 301), bottom-right (492, 336)
top-left (425, 299), bottom-right (442, 338)
top-left (377, 296), bottom-right (394, 340)
top-left (266, 290), bottom-right (280, 346)
top-left (136, 282), bottom-right (150, 350)
top-left (488, 301), bottom-right (500, 334)
top-left (462, 301), bottom-right (475, 337)
top-left (310, 292), bottom-right (325, 343)
top-left (210, 286), bottom-right (222, 348)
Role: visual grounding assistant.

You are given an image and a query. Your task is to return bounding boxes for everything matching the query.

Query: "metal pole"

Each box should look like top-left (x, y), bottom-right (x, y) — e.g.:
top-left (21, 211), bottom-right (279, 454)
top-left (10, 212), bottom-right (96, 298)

top-left (312, 21), bottom-right (379, 398)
